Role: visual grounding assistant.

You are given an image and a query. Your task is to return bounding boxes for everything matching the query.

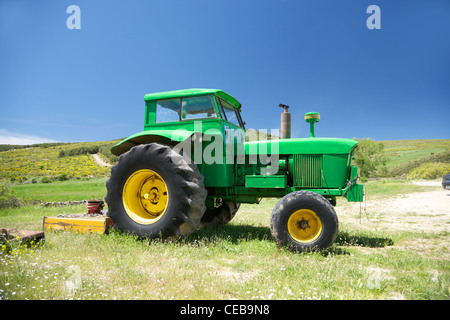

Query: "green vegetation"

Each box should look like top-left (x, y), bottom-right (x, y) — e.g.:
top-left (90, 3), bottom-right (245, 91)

top-left (10, 178), bottom-right (107, 202)
top-left (0, 182), bottom-right (22, 208)
top-left (382, 139), bottom-right (450, 179)
top-left (0, 142), bottom-right (69, 152)
top-left (0, 138), bottom-right (449, 300)
top-left (0, 140), bottom-right (119, 183)
top-left (385, 148), bottom-right (446, 169)
top-left (56, 143), bottom-right (119, 164)
top-left (362, 177), bottom-right (438, 199)
top-left (0, 138), bottom-right (448, 301)
top-left (407, 162), bottom-right (450, 180)
top-left (389, 150), bottom-right (450, 178)
top-left (351, 139), bottom-right (450, 180)
top-left (353, 138), bottom-right (389, 181)
top-left (0, 178), bottom-right (448, 300)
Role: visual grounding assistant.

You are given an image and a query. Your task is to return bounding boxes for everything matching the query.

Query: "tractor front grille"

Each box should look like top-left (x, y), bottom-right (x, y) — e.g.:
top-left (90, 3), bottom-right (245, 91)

top-left (292, 154), bottom-right (323, 187)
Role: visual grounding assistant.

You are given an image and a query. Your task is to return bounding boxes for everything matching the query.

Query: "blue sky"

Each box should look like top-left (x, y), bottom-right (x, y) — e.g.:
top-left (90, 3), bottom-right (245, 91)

top-left (1, 0), bottom-right (449, 144)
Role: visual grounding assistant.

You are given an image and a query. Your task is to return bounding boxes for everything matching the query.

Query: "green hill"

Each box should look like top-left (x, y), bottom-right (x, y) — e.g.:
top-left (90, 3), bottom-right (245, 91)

top-left (0, 140), bottom-right (120, 183)
top-left (379, 139), bottom-right (450, 178)
top-left (381, 139), bottom-right (450, 168)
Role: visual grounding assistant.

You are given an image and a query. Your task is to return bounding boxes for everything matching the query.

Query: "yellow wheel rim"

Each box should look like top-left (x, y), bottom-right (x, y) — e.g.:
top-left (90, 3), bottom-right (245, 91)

top-left (287, 209), bottom-right (322, 243)
top-left (122, 169), bottom-right (169, 225)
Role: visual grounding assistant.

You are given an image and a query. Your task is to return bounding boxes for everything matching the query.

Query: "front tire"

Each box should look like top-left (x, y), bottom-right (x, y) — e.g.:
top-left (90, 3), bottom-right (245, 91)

top-left (270, 191), bottom-right (338, 252)
top-left (105, 143), bottom-right (207, 239)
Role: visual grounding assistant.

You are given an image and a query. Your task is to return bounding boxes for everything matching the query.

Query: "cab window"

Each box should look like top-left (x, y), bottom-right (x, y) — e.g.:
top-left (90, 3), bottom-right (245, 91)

top-left (181, 95), bottom-right (216, 120)
top-left (155, 99), bottom-right (180, 123)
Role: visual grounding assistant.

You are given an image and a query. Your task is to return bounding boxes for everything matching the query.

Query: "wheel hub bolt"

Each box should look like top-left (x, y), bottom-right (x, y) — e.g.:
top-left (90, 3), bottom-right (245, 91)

top-left (297, 218), bottom-right (310, 230)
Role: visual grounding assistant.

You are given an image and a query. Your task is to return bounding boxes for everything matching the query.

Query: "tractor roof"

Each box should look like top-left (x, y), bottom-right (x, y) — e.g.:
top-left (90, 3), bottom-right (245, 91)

top-left (144, 88), bottom-right (242, 109)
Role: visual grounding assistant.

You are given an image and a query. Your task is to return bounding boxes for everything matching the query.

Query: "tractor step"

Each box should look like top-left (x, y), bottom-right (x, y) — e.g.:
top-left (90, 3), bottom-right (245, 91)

top-left (43, 215), bottom-right (113, 234)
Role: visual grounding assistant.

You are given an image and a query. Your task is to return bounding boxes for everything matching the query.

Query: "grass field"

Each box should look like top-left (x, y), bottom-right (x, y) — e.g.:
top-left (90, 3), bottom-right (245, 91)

top-left (1, 139), bottom-right (449, 301)
top-left (1, 178), bottom-right (448, 300)
top-left (11, 178), bottom-right (107, 202)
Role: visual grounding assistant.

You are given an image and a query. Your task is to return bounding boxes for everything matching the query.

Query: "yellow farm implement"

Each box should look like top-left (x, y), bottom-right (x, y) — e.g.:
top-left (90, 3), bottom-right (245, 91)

top-left (43, 216), bottom-right (113, 234)
top-left (43, 199), bottom-right (113, 234)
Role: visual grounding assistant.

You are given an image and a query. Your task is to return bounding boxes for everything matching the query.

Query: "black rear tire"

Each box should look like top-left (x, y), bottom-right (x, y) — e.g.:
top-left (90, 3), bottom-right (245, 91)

top-left (270, 191), bottom-right (338, 252)
top-left (105, 143), bottom-right (207, 239)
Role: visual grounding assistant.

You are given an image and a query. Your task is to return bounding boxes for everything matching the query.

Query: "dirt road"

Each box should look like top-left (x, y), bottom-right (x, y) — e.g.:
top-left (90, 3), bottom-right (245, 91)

top-left (92, 154), bottom-right (111, 167)
top-left (336, 184), bottom-right (450, 234)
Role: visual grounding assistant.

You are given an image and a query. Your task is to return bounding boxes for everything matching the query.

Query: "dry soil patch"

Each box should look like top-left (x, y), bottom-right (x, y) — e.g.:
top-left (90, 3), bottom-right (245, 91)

top-left (337, 188), bottom-right (450, 234)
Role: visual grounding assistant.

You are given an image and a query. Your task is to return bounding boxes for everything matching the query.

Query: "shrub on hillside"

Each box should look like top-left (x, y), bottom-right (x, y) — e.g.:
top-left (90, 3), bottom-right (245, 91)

top-left (390, 150), bottom-right (450, 177)
top-left (59, 146), bottom-right (99, 157)
top-left (353, 138), bottom-right (389, 181)
top-left (57, 142), bottom-right (118, 164)
top-left (58, 173), bottom-right (68, 181)
top-left (407, 162), bottom-right (450, 180)
top-left (41, 176), bottom-right (52, 183)
top-left (0, 182), bottom-right (21, 208)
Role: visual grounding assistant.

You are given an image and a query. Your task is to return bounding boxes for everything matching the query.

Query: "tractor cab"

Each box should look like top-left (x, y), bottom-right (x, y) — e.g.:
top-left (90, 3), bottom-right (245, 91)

top-left (111, 89), bottom-right (245, 157)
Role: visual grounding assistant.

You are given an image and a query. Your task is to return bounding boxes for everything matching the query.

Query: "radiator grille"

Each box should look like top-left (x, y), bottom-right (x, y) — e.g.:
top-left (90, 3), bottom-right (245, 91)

top-left (292, 154), bottom-right (323, 187)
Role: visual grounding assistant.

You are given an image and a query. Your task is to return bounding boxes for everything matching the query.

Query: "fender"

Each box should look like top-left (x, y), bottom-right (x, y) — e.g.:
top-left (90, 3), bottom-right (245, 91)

top-left (111, 130), bottom-right (193, 156)
top-left (111, 127), bottom-right (225, 156)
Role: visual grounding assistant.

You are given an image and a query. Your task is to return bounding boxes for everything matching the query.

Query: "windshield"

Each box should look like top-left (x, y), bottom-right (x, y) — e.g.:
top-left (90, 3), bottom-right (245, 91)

top-left (155, 95), bottom-right (217, 123)
top-left (217, 98), bottom-right (244, 128)
top-left (181, 95), bottom-right (216, 120)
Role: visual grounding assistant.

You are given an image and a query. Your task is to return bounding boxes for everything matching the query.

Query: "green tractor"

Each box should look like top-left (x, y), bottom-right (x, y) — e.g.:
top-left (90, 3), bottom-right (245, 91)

top-left (105, 88), bottom-right (364, 252)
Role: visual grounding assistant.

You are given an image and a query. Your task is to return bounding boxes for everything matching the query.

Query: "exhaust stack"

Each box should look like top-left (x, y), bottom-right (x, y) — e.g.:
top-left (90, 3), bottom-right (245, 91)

top-left (279, 104), bottom-right (291, 139)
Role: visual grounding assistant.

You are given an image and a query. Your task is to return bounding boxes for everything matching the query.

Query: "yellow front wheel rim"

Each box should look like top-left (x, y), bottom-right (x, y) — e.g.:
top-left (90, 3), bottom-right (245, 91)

top-left (287, 209), bottom-right (322, 243)
top-left (122, 169), bottom-right (169, 225)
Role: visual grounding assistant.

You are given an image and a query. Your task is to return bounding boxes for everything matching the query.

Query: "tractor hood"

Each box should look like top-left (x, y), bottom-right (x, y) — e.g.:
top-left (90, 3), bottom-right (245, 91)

top-left (244, 137), bottom-right (358, 155)
top-left (112, 132), bottom-right (358, 157)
